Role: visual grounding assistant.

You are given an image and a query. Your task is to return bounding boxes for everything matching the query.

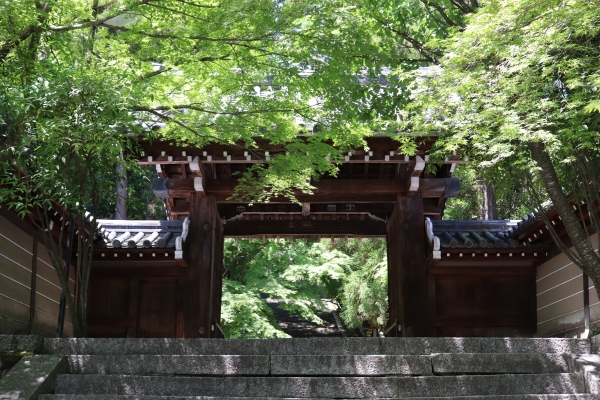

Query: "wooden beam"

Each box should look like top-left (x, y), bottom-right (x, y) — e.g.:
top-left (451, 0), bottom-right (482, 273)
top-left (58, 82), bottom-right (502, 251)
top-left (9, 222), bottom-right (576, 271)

top-left (156, 178), bottom-right (459, 201)
top-left (140, 155), bottom-right (465, 165)
top-left (217, 203), bottom-right (395, 219)
top-left (423, 204), bottom-right (442, 216)
top-left (217, 194), bottom-right (399, 203)
top-left (184, 194), bottom-right (224, 338)
top-left (428, 266), bottom-right (536, 275)
top-left (137, 137), bottom-right (438, 160)
top-left (224, 219), bottom-right (386, 237)
top-left (386, 193), bottom-right (429, 337)
top-left (208, 178), bottom-right (406, 196)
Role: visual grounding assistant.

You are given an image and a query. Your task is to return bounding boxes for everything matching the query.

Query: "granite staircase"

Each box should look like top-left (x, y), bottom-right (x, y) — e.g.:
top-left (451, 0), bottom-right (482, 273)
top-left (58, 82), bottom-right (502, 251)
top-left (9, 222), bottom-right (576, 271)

top-left (35, 337), bottom-right (600, 399)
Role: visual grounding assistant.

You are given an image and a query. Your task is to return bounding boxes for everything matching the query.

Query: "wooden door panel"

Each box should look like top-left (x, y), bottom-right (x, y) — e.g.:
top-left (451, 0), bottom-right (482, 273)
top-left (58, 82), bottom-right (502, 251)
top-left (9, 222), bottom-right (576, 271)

top-left (88, 277), bottom-right (130, 318)
top-left (434, 277), bottom-right (532, 316)
top-left (136, 280), bottom-right (178, 338)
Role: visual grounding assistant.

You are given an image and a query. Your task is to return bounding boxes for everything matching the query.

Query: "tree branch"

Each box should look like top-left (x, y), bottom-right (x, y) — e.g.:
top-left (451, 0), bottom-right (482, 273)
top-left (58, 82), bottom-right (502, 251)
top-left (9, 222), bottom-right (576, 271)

top-left (99, 23), bottom-right (272, 43)
top-left (448, 0), bottom-right (474, 14)
top-left (528, 141), bottom-right (600, 284)
top-left (163, 0), bottom-right (217, 9)
top-left (142, 109), bottom-right (221, 140)
top-left (49, 11), bottom-right (137, 32)
top-left (374, 18), bottom-right (441, 63)
top-left (420, 0), bottom-right (460, 27)
top-left (93, 0), bottom-right (117, 10)
top-left (0, 2), bottom-right (50, 62)
top-left (138, 67), bottom-right (172, 81)
top-left (134, 104), bottom-right (312, 116)
top-left (142, 2), bottom-right (212, 23)
top-left (539, 211), bottom-right (584, 269)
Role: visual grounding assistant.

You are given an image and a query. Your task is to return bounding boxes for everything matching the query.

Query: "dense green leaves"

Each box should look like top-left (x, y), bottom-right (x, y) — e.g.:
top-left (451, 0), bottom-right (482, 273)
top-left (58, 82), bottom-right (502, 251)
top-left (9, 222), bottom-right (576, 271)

top-left (1, 0), bottom-right (474, 204)
top-left (405, 0), bottom-right (600, 181)
top-left (335, 238), bottom-right (388, 331)
top-left (221, 238), bottom-right (348, 337)
top-left (221, 279), bottom-right (291, 339)
top-left (221, 238), bottom-right (388, 338)
top-left (404, 0), bottom-right (600, 289)
top-left (443, 164), bottom-right (532, 220)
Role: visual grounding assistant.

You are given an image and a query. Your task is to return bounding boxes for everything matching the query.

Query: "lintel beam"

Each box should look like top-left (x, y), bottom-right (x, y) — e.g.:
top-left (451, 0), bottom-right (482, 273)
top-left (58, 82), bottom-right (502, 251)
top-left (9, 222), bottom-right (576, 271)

top-left (154, 178), bottom-right (459, 201)
top-left (223, 219), bottom-right (386, 237)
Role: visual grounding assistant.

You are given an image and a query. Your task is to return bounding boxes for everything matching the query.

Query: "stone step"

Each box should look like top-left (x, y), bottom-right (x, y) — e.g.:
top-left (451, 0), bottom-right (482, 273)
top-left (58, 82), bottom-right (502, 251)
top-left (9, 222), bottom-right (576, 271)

top-left (36, 396), bottom-right (600, 400)
top-left (66, 354), bottom-right (433, 376)
top-left (64, 353), bottom-right (574, 376)
top-left (44, 337), bottom-right (591, 356)
top-left (54, 375), bottom-right (398, 397)
top-left (270, 355), bottom-right (433, 376)
top-left (66, 355), bottom-right (270, 376)
top-left (54, 374), bottom-right (586, 398)
top-left (431, 353), bottom-right (573, 374)
top-left (41, 397), bottom-right (334, 400)
top-left (397, 373), bottom-right (586, 397)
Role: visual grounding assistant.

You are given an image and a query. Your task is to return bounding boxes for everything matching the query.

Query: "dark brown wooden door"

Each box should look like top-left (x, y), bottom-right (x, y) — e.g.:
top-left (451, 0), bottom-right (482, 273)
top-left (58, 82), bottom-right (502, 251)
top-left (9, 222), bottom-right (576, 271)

top-left (88, 268), bottom-right (185, 338)
top-left (136, 279), bottom-right (179, 338)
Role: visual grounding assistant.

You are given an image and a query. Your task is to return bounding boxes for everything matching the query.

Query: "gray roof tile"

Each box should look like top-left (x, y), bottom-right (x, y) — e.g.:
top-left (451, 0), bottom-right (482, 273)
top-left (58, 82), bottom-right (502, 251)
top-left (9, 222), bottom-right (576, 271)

top-left (94, 220), bottom-right (183, 249)
top-left (431, 219), bottom-right (543, 249)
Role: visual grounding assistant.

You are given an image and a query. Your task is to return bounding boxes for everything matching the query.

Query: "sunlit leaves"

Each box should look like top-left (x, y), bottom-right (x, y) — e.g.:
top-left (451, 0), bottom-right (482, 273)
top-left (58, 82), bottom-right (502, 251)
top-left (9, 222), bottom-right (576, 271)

top-left (404, 0), bottom-right (600, 208)
top-left (221, 237), bottom-right (388, 338)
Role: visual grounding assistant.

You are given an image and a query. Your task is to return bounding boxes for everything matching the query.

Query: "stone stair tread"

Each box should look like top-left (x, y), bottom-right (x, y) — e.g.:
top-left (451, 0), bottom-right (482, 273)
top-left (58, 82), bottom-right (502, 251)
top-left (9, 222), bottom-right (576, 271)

top-left (53, 375), bottom-right (396, 397)
top-left (398, 373), bottom-right (586, 397)
top-left (411, 397), bottom-right (600, 400)
top-left (54, 373), bottom-right (586, 398)
top-left (37, 395), bottom-right (600, 400)
top-left (67, 354), bottom-right (435, 376)
top-left (43, 338), bottom-right (591, 356)
top-left (66, 355), bottom-right (270, 375)
top-left (270, 354), bottom-right (433, 376)
top-left (431, 353), bottom-right (573, 374)
top-left (39, 396), bottom-right (333, 400)
top-left (64, 353), bottom-right (575, 377)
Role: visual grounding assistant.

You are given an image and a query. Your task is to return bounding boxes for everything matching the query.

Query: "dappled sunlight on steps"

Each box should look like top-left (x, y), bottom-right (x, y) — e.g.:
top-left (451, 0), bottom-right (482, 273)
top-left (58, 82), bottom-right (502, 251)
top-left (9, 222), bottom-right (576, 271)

top-left (35, 337), bottom-right (600, 399)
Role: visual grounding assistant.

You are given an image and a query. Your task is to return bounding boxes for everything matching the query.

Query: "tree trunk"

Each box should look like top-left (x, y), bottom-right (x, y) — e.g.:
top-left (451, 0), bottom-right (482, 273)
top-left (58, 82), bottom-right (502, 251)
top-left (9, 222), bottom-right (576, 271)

top-left (528, 141), bottom-right (600, 290)
top-left (478, 181), bottom-right (498, 220)
top-left (116, 163), bottom-right (127, 219)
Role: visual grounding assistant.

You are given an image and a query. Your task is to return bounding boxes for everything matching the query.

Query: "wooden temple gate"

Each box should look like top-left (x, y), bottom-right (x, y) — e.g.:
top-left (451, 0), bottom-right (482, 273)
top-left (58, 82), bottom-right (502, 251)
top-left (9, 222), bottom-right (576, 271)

top-left (86, 136), bottom-right (539, 338)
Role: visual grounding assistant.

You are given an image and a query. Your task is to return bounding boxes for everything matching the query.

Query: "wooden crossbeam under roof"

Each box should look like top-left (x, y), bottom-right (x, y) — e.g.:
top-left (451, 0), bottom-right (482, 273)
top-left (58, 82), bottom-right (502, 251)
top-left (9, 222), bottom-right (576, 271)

top-left (134, 137), bottom-right (462, 227)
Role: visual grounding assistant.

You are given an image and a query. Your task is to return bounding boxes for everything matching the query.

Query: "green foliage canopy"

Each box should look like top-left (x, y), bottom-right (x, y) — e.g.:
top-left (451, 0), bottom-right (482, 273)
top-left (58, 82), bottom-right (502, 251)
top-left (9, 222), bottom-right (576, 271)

top-left (443, 165), bottom-right (532, 221)
top-left (221, 238), bottom-right (348, 338)
top-left (221, 237), bottom-right (388, 338)
top-left (1, 0), bottom-right (475, 203)
top-left (404, 0), bottom-right (600, 289)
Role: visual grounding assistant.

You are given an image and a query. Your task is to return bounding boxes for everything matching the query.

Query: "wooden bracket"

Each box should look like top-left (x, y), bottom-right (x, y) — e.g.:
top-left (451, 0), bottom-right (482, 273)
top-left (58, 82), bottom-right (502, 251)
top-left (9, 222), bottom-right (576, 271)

top-left (189, 156), bottom-right (206, 195)
top-left (302, 203), bottom-right (310, 217)
top-left (409, 155), bottom-right (426, 192)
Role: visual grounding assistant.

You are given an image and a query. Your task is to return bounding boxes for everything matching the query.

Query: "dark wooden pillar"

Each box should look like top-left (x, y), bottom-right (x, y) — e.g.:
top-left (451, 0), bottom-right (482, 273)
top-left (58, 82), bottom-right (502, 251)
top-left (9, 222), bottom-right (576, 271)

top-left (184, 193), bottom-right (224, 338)
top-left (386, 193), bottom-right (429, 337)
